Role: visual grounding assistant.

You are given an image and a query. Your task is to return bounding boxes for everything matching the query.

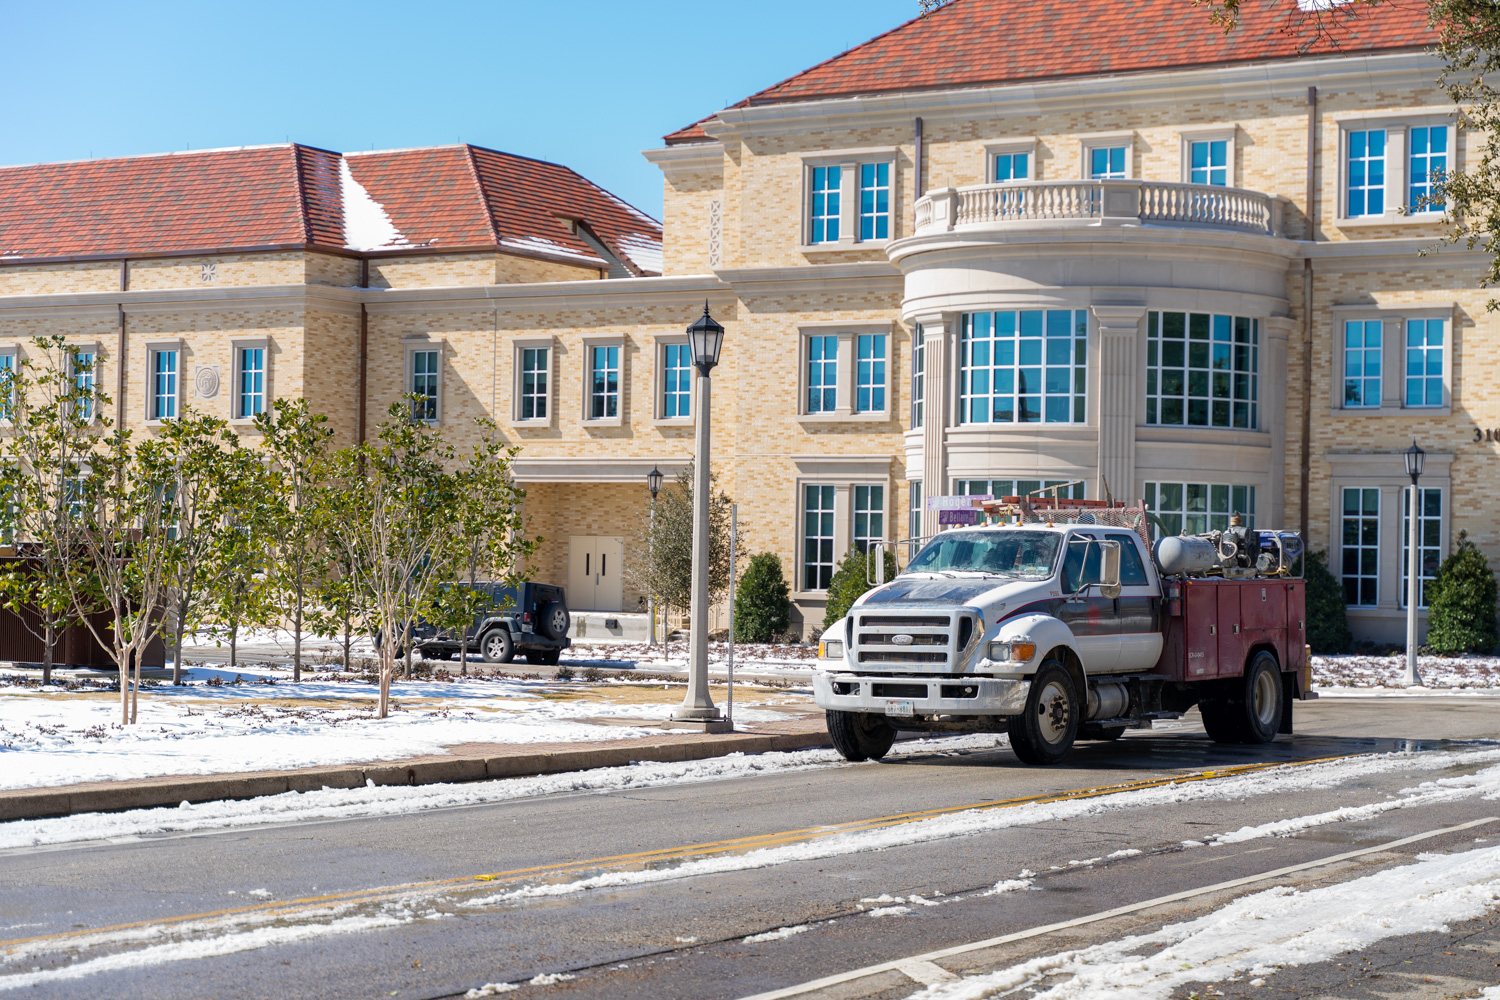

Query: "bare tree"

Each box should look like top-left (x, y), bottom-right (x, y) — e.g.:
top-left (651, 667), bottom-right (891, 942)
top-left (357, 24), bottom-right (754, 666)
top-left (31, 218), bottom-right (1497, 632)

top-left (627, 462), bottom-right (733, 641)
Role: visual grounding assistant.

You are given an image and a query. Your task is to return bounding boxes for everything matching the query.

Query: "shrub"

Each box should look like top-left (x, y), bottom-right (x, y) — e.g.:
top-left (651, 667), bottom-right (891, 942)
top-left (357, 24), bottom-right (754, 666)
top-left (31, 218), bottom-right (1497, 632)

top-left (1426, 531), bottom-right (1499, 654)
top-left (823, 548), bottom-right (899, 630)
top-left (1304, 550), bottom-right (1351, 654)
top-left (734, 552), bottom-right (792, 643)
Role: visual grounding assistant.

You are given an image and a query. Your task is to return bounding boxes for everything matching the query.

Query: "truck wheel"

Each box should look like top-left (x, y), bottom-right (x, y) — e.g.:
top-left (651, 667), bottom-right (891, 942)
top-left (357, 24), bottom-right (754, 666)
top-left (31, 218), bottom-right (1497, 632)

top-left (1007, 660), bottom-right (1079, 765)
top-left (1199, 698), bottom-right (1245, 743)
top-left (826, 710), bottom-right (897, 762)
top-left (1238, 652), bottom-right (1284, 744)
top-left (480, 629), bottom-right (514, 664)
top-left (539, 601), bottom-right (571, 641)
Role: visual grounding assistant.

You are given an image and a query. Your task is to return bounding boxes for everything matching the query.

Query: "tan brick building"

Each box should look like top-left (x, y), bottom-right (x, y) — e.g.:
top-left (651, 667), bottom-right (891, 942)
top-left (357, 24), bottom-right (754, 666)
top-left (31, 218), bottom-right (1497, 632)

top-left (2, 0), bottom-right (1494, 643)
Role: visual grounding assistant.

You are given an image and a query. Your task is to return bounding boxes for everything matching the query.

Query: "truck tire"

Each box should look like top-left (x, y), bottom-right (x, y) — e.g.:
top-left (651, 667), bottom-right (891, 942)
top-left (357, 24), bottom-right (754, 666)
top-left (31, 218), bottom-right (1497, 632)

top-left (480, 629), bottom-right (514, 664)
top-left (826, 710), bottom-right (897, 762)
top-left (1007, 660), bottom-right (1079, 765)
top-left (539, 601), bottom-right (571, 641)
top-left (1202, 652), bottom-right (1283, 745)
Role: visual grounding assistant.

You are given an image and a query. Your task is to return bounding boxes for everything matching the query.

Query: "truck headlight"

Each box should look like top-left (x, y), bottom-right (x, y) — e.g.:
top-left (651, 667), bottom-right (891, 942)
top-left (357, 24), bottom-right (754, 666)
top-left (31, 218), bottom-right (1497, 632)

top-left (819, 640), bottom-right (844, 659)
top-left (987, 641), bottom-right (1036, 663)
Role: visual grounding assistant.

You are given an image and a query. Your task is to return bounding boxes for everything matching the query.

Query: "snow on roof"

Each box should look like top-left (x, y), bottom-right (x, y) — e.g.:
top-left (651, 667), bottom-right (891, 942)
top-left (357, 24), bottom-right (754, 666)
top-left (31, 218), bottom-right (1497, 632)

top-left (339, 158), bottom-right (408, 252)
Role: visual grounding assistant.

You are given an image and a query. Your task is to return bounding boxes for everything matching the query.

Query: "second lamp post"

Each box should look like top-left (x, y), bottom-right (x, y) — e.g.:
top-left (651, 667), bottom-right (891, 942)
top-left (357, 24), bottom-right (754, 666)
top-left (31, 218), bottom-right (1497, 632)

top-left (673, 303), bottom-right (731, 731)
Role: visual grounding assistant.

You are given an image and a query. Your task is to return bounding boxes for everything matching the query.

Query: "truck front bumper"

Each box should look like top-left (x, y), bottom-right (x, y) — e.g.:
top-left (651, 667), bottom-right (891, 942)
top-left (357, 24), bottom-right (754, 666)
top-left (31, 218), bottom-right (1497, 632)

top-left (812, 672), bottom-right (1031, 717)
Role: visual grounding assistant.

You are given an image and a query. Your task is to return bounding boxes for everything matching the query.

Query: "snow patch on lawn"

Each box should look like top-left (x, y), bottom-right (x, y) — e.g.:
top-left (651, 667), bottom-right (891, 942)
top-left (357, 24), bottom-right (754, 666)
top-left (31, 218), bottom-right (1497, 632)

top-left (905, 842), bottom-right (1500, 1000)
top-left (1313, 653), bottom-right (1500, 690)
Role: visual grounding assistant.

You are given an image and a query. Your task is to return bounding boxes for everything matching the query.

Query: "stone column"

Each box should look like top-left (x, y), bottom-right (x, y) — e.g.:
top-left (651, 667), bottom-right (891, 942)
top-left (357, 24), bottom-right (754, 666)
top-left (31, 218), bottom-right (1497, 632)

top-left (915, 313), bottom-right (950, 536)
top-left (1262, 317), bottom-right (1294, 528)
top-left (1091, 305), bottom-right (1146, 504)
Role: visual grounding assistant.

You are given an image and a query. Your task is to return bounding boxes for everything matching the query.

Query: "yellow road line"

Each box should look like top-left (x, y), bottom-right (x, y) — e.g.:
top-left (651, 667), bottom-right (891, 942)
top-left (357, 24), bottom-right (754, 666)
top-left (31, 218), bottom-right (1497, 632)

top-left (0, 750), bottom-right (1370, 955)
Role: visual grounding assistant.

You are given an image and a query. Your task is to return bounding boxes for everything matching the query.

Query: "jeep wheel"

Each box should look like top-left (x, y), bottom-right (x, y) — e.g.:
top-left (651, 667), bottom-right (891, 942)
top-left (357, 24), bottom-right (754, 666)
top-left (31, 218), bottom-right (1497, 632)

top-left (1007, 659), bottom-right (1079, 765)
top-left (539, 601), bottom-right (571, 641)
top-left (526, 648), bottom-right (561, 666)
top-left (480, 629), bottom-right (515, 664)
top-left (826, 710), bottom-right (897, 762)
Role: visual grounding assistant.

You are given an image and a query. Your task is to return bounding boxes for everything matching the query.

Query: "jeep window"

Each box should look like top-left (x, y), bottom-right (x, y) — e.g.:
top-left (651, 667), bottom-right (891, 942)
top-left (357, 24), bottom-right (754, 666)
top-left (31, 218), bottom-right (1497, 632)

top-left (906, 530), bottom-right (1061, 579)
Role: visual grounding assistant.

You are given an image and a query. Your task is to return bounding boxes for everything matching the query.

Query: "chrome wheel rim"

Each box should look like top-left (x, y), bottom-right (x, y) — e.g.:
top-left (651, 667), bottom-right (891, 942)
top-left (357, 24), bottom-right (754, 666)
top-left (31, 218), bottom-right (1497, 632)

top-left (1253, 668), bottom-right (1279, 727)
top-left (1036, 680), bottom-right (1071, 745)
top-left (486, 636), bottom-right (505, 658)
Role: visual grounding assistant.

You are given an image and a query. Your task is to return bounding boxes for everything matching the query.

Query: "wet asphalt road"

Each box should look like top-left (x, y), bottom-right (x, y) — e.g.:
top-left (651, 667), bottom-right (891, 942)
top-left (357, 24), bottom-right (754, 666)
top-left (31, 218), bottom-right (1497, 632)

top-left (4, 697), bottom-right (1500, 999)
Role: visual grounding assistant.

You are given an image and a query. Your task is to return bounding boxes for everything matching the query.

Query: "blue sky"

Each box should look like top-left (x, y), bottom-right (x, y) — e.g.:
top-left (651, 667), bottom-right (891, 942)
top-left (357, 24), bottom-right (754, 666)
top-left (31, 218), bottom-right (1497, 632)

top-left (3, 1), bottom-right (921, 220)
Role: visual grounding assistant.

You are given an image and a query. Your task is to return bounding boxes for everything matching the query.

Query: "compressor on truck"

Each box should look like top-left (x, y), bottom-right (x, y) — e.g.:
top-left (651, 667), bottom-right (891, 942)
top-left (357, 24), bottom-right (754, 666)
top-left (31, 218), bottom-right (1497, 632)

top-left (812, 496), bottom-right (1313, 765)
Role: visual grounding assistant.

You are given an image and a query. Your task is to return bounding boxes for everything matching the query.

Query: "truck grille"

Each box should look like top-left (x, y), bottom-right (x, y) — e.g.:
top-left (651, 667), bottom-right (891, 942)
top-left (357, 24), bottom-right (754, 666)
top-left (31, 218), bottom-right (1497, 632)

top-left (850, 611), bottom-right (979, 670)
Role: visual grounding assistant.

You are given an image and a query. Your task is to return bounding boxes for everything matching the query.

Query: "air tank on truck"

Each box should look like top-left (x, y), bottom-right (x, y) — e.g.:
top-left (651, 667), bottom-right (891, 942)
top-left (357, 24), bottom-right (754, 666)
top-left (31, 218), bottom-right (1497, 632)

top-left (812, 492), bottom-right (1312, 765)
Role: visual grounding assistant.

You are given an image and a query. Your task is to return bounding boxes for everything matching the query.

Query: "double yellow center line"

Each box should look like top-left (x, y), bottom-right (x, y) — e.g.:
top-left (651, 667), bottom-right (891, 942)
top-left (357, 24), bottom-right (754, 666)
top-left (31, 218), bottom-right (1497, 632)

top-left (0, 750), bottom-right (1365, 956)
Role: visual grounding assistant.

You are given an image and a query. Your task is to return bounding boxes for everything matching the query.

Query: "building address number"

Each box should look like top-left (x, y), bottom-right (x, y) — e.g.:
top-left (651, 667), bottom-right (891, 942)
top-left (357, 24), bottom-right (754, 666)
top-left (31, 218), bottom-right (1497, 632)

top-left (1475, 426), bottom-right (1500, 442)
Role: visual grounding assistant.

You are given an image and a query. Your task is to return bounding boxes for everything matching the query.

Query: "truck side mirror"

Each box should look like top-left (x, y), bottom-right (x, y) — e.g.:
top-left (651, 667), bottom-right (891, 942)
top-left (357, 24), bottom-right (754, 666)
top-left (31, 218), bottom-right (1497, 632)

top-left (1098, 540), bottom-right (1122, 599)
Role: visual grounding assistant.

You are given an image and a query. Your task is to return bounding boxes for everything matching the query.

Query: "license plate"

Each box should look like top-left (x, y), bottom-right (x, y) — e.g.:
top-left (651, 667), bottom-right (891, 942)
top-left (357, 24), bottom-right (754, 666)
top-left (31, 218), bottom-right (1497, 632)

top-left (885, 700), bottom-right (915, 718)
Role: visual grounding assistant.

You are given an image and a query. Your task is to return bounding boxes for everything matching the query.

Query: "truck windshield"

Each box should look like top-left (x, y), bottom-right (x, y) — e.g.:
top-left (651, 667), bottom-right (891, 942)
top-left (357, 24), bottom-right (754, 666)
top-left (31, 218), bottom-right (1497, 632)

top-left (905, 530), bottom-right (1062, 579)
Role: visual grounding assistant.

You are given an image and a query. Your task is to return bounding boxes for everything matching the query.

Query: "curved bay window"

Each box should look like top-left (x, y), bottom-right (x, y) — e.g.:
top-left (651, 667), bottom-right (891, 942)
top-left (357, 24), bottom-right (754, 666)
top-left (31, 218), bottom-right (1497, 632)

top-left (959, 309), bottom-right (1088, 424)
top-left (1146, 311), bottom-right (1259, 429)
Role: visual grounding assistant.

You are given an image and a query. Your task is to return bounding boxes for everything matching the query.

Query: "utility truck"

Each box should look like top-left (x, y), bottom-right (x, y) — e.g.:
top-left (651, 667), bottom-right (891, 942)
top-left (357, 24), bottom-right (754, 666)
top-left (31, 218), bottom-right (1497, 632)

top-left (812, 496), bottom-right (1312, 765)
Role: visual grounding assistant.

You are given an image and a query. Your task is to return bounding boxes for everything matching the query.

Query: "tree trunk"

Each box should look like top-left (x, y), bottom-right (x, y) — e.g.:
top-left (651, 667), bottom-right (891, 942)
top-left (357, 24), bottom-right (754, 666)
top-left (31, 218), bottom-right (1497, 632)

top-left (130, 645), bottom-right (140, 725)
top-left (341, 612), bottom-right (351, 671)
top-left (229, 622), bottom-right (238, 670)
top-left (292, 580), bottom-right (304, 683)
top-left (403, 621), bottom-right (414, 679)
top-left (378, 641), bottom-right (392, 719)
top-left (171, 593), bottom-right (189, 686)
top-left (42, 622), bottom-right (53, 688)
top-left (119, 649), bottom-right (129, 726)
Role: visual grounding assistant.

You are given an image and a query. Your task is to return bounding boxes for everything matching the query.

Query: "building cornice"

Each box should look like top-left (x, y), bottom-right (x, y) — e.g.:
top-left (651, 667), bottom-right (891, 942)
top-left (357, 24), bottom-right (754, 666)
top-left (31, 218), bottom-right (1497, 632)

top-left (511, 455), bottom-right (693, 484)
top-left (365, 274), bottom-right (734, 315)
top-left (0, 284), bottom-right (365, 320)
top-left (696, 51), bottom-right (1444, 142)
top-left (640, 143), bottom-right (725, 180)
top-left (715, 261), bottom-right (902, 297)
top-left (1299, 237), bottom-right (1489, 271)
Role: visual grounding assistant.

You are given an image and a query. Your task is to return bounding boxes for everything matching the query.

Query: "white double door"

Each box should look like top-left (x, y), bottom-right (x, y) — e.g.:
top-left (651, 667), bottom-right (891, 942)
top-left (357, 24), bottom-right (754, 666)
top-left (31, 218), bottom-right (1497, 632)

top-left (568, 535), bottom-right (624, 612)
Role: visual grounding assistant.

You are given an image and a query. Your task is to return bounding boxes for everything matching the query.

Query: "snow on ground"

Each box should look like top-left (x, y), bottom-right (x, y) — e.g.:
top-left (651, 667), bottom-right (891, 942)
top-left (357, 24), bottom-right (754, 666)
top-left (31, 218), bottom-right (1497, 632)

top-left (908, 841), bottom-right (1500, 1000)
top-left (0, 665), bottom-right (807, 792)
top-left (1313, 652), bottom-right (1500, 691)
top-left (0, 734), bottom-right (1007, 850)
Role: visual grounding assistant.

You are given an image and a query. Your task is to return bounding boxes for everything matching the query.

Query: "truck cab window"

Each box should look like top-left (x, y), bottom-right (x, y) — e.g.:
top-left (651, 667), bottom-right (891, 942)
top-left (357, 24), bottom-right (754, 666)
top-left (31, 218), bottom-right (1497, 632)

top-left (1108, 533), bottom-right (1150, 586)
top-left (1061, 535), bottom-right (1103, 592)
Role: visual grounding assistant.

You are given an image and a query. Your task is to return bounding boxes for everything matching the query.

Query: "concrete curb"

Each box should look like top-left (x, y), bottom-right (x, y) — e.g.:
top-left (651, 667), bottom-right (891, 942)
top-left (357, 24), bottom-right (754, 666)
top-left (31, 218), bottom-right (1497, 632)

top-left (0, 727), bottom-right (832, 823)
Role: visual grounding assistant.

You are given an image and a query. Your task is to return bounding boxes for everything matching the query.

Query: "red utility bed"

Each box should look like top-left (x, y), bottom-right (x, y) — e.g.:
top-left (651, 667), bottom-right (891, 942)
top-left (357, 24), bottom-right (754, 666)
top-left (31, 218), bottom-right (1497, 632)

top-left (1156, 577), bottom-right (1306, 684)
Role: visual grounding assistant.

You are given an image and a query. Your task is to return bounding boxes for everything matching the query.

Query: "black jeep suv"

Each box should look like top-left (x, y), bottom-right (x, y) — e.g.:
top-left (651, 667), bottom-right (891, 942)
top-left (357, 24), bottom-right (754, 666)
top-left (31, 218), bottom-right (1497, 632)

top-left (409, 582), bottom-right (571, 666)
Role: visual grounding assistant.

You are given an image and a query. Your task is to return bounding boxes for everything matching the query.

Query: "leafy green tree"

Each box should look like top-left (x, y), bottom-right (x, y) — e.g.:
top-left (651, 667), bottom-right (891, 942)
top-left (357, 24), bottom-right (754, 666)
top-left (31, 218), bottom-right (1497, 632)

top-left (628, 462), bottom-right (733, 637)
top-left (1426, 531), bottom-right (1499, 653)
top-left (733, 552), bottom-right (792, 643)
top-left (1304, 549), bottom-right (1352, 654)
top-left (203, 446), bottom-right (276, 670)
top-left (0, 338), bottom-right (108, 686)
top-left (255, 399), bottom-right (335, 682)
top-left (823, 548), bottom-right (899, 630)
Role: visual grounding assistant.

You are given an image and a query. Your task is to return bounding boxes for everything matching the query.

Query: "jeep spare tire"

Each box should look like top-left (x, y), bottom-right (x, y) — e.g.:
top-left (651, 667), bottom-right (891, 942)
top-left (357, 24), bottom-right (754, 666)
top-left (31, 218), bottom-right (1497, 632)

top-left (540, 601), bottom-right (571, 640)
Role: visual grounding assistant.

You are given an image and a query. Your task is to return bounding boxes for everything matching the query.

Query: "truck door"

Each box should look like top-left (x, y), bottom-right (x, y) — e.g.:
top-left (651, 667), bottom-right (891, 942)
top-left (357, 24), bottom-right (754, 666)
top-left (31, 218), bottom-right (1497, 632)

top-left (1107, 531), bottom-right (1164, 671)
top-left (1057, 532), bottom-right (1122, 671)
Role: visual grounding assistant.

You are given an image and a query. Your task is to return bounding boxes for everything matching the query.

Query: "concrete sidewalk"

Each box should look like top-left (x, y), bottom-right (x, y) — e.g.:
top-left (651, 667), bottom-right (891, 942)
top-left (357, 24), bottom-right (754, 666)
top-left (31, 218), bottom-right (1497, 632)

top-left (0, 715), bottom-right (832, 823)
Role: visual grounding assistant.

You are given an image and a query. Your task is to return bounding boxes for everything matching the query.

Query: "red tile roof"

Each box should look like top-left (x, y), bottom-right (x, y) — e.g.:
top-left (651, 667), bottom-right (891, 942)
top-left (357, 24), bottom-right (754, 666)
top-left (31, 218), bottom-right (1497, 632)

top-left (664, 0), bottom-right (1436, 143)
top-left (0, 143), bottom-right (662, 275)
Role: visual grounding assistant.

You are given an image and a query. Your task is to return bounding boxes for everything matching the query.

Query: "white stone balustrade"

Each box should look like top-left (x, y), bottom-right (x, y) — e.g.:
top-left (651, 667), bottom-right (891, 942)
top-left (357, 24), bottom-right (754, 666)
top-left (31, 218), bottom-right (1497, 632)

top-left (914, 180), bottom-right (1285, 237)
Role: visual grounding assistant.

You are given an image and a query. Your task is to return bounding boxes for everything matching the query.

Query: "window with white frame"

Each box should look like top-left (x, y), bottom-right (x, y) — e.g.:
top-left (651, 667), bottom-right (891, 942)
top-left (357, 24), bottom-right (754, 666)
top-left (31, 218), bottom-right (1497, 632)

top-left (910, 326), bottom-right (925, 429)
top-left (853, 486), bottom-right (884, 554)
top-left (1346, 129), bottom-right (1387, 217)
top-left (993, 151), bottom-right (1029, 183)
top-left (73, 351), bottom-right (95, 421)
top-left (1341, 487), bottom-right (1380, 607)
top-left (150, 348), bottom-right (178, 421)
top-left (1189, 139), bottom-right (1228, 186)
top-left (1405, 318), bottom-right (1444, 407)
top-left (588, 344), bottom-right (620, 420)
top-left (1146, 311), bottom-right (1259, 429)
top-left (1089, 145), bottom-right (1127, 179)
top-left (957, 479), bottom-right (1086, 502)
top-left (1409, 125), bottom-right (1448, 213)
top-left (1343, 320), bottom-right (1382, 408)
top-left (0, 351), bottom-right (15, 421)
top-left (810, 166), bottom-right (841, 244)
top-left (1144, 482), bottom-right (1257, 537)
top-left (858, 163), bottom-right (890, 241)
top-left (908, 480), bottom-right (923, 547)
top-left (235, 346), bottom-right (265, 419)
top-left (802, 484), bottom-right (836, 591)
top-left (960, 309), bottom-right (1088, 424)
top-left (855, 333), bottom-right (886, 414)
top-left (806, 335), bottom-right (837, 414)
top-left (1401, 486), bottom-right (1442, 608)
top-left (519, 346), bottom-right (549, 420)
top-left (410, 348), bottom-right (438, 421)
top-left (662, 342), bottom-right (692, 419)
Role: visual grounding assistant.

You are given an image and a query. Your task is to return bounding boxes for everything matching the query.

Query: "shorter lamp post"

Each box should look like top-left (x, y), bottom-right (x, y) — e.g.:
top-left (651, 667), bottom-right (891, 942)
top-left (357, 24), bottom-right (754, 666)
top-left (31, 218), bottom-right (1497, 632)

top-left (1404, 440), bottom-right (1426, 687)
top-left (673, 303), bottom-right (729, 730)
top-left (646, 465), bottom-right (663, 645)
